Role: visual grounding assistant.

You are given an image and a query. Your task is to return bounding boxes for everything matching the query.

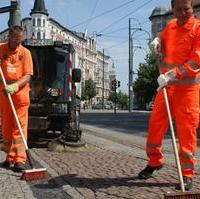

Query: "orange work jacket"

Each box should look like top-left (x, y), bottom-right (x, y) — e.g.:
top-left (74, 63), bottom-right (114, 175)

top-left (0, 43), bottom-right (33, 105)
top-left (160, 16), bottom-right (200, 88)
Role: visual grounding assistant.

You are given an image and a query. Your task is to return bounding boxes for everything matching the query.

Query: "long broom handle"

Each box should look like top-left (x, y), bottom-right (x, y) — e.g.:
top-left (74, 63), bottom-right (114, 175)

top-left (0, 66), bottom-right (29, 150)
top-left (162, 88), bottom-right (185, 192)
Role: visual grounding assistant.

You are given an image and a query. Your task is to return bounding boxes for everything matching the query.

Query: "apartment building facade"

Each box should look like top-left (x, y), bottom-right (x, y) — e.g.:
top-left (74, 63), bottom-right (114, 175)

top-left (0, 0), bottom-right (112, 103)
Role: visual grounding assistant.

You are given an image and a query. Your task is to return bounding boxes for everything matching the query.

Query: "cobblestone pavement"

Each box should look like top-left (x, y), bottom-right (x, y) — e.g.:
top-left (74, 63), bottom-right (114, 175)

top-left (0, 151), bottom-right (36, 199)
top-left (0, 124), bottom-right (200, 199)
top-left (0, 137), bottom-right (70, 199)
top-left (32, 128), bottom-right (200, 199)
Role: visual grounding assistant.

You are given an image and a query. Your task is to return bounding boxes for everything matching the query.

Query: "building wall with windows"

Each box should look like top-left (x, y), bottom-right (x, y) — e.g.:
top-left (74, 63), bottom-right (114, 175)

top-left (0, 0), bottom-right (113, 103)
top-left (96, 51), bottom-right (110, 103)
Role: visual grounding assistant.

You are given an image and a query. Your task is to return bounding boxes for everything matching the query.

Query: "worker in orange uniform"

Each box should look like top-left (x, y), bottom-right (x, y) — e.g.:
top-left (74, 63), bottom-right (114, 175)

top-left (0, 26), bottom-right (33, 172)
top-left (138, 0), bottom-right (200, 191)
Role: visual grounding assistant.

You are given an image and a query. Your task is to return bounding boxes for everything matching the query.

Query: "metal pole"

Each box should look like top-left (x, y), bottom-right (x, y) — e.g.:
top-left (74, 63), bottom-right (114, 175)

top-left (102, 48), bottom-right (105, 109)
top-left (128, 18), bottom-right (131, 112)
top-left (114, 84), bottom-right (117, 114)
top-left (9, 0), bottom-right (21, 27)
top-left (128, 18), bottom-right (133, 112)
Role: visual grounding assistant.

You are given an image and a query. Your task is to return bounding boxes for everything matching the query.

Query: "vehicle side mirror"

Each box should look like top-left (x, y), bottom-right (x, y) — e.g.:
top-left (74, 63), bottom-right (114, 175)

top-left (72, 68), bottom-right (81, 83)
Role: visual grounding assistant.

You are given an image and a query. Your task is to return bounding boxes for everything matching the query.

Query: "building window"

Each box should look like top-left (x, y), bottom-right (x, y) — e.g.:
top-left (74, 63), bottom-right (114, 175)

top-left (37, 32), bottom-right (41, 39)
top-left (37, 18), bottom-right (41, 27)
top-left (43, 32), bottom-right (45, 39)
top-left (33, 18), bottom-right (36, 26)
top-left (43, 19), bottom-right (45, 27)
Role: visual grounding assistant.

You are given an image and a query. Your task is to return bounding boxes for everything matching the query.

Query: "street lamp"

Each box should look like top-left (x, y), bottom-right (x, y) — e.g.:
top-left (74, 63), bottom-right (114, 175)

top-left (131, 45), bottom-right (148, 106)
top-left (129, 18), bottom-right (142, 112)
top-left (128, 18), bottom-right (151, 112)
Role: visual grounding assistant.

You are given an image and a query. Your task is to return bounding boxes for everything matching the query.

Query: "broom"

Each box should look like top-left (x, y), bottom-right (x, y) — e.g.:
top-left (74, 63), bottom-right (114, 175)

top-left (162, 87), bottom-right (200, 199)
top-left (0, 65), bottom-right (47, 181)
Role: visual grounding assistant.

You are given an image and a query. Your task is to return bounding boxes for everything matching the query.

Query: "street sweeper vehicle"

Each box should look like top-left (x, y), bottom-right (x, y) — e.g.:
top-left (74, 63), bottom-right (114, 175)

top-left (23, 39), bottom-right (82, 143)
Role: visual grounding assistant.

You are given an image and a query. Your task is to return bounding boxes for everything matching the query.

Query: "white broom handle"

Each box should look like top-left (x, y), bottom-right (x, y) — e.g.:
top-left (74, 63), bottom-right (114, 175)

top-left (163, 87), bottom-right (185, 192)
top-left (0, 66), bottom-right (28, 150)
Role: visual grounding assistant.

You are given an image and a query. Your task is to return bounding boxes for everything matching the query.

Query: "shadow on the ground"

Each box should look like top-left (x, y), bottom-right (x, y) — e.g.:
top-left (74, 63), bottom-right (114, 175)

top-left (34, 174), bottom-right (177, 189)
top-left (28, 131), bottom-right (60, 148)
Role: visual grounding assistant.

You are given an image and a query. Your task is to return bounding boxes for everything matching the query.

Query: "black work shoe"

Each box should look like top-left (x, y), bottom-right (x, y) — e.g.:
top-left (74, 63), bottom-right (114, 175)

top-left (0, 160), bottom-right (12, 168)
top-left (175, 177), bottom-right (193, 191)
top-left (13, 162), bottom-right (26, 172)
top-left (138, 165), bottom-right (163, 179)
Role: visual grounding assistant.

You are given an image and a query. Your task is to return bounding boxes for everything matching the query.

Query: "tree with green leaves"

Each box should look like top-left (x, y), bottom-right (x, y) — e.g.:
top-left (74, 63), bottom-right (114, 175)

top-left (81, 79), bottom-right (96, 103)
top-left (108, 91), bottom-right (128, 110)
top-left (133, 53), bottom-right (159, 105)
top-left (117, 91), bottom-right (128, 109)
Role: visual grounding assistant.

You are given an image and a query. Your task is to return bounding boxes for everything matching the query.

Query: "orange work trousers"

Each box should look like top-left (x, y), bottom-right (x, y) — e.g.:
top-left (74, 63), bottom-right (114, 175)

top-left (0, 85), bottom-right (29, 164)
top-left (146, 85), bottom-right (199, 178)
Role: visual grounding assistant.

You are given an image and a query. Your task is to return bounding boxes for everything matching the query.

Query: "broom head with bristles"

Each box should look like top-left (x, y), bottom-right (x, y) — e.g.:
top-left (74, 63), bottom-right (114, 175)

top-left (21, 168), bottom-right (48, 181)
top-left (164, 191), bottom-right (200, 199)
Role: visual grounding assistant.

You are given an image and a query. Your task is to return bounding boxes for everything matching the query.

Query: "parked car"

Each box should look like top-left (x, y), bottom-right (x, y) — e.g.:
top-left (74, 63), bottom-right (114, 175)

top-left (92, 102), bottom-right (112, 110)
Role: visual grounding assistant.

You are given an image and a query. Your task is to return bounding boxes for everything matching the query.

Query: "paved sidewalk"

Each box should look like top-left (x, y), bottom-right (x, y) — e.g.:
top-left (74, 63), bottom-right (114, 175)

top-left (0, 125), bottom-right (200, 199)
top-left (32, 128), bottom-right (200, 199)
top-left (0, 151), bottom-right (36, 199)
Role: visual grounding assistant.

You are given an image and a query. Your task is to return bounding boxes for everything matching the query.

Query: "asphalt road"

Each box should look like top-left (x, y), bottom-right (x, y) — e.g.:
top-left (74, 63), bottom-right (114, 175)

top-left (81, 110), bottom-right (200, 159)
top-left (80, 110), bottom-right (151, 138)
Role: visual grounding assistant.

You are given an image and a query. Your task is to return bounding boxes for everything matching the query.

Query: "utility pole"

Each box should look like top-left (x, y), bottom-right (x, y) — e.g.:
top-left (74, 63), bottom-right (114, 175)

top-left (128, 18), bottom-right (133, 112)
top-left (9, 0), bottom-right (21, 27)
top-left (114, 80), bottom-right (117, 114)
top-left (102, 48), bottom-right (105, 109)
top-left (0, 0), bottom-right (21, 27)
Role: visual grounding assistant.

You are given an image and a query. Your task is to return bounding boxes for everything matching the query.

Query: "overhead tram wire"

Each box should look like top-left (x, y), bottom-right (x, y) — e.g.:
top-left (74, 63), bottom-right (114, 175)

top-left (88, 26), bottom-right (128, 39)
top-left (108, 39), bottom-right (129, 49)
top-left (101, 20), bottom-right (150, 36)
top-left (69, 0), bottom-right (138, 29)
top-left (103, 26), bottom-right (128, 35)
top-left (108, 38), bottom-right (144, 49)
top-left (100, 35), bottom-right (127, 39)
top-left (85, 0), bottom-right (100, 30)
top-left (98, 0), bottom-right (153, 34)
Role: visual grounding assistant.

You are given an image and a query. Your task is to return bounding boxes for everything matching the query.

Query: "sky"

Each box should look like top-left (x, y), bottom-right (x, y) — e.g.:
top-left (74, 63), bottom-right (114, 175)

top-left (0, 0), bottom-right (171, 93)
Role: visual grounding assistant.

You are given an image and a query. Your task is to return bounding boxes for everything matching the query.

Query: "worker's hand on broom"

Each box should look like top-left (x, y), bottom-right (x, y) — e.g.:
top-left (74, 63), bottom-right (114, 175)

top-left (4, 83), bottom-right (19, 95)
top-left (157, 70), bottom-right (177, 91)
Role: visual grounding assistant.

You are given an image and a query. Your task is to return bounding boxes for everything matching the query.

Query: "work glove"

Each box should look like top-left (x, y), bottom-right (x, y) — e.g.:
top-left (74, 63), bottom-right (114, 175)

top-left (157, 70), bottom-right (177, 90)
top-left (4, 83), bottom-right (19, 95)
top-left (150, 37), bottom-right (161, 55)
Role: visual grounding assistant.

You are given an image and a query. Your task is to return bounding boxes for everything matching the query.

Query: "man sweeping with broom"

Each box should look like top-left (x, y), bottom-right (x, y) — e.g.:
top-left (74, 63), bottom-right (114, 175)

top-left (0, 25), bottom-right (33, 172)
top-left (138, 0), bottom-right (200, 191)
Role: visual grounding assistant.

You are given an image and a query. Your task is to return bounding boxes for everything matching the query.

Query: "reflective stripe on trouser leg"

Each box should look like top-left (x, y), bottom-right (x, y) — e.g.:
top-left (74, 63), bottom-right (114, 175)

top-left (146, 88), bottom-right (174, 167)
top-left (12, 104), bottom-right (29, 164)
top-left (173, 88), bottom-right (199, 178)
top-left (1, 100), bottom-right (15, 162)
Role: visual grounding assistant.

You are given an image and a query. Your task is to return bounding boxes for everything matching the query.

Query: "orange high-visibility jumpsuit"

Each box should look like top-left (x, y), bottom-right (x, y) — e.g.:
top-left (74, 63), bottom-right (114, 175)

top-left (146, 16), bottom-right (200, 178)
top-left (0, 43), bottom-right (33, 164)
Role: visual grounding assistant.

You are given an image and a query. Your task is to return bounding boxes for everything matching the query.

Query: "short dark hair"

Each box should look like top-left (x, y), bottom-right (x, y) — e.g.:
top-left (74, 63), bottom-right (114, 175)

top-left (9, 25), bottom-right (24, 34)
top-left (171, 0), bottom-right (193, 7)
